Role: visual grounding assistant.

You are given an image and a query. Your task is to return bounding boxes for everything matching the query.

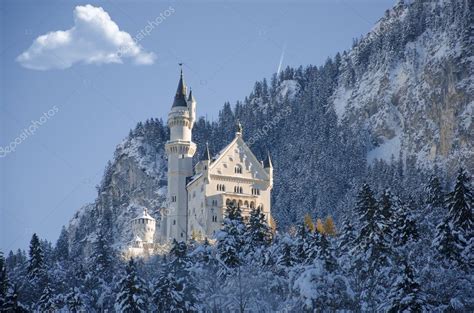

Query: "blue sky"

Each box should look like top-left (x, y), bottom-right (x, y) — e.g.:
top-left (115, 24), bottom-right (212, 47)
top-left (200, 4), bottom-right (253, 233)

top-left (0, 0), bottom-right (393, 252)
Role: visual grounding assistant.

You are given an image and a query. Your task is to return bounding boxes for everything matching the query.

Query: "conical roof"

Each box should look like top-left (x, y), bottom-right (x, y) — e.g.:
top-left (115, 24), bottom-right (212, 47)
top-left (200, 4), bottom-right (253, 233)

top-left (172, 69), bottom-right (187, 108)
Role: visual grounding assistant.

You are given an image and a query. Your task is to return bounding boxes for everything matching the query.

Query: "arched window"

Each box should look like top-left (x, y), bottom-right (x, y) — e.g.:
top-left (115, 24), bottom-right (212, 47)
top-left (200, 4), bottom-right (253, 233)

top-left (234, 165), bottom-right (242, 174)
top-left (250, 202), bottom-right (255, 209)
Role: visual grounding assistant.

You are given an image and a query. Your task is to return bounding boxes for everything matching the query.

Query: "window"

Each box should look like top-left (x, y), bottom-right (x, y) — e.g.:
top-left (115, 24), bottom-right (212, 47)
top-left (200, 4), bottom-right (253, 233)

top-left (234, 165), bottom-right (242, 174)
top-left (212, 216), bottom-right (218, 222)
top-left (171, 195), bottom-right (177, 202)
top-left (251, 188), bottom-right (260, 195)
top-left (217, 184), bottom-right (226, 191)
top-left (234, 186), bottom-right (243, 194)
top-left (173, 220), bottom-right (176, 225)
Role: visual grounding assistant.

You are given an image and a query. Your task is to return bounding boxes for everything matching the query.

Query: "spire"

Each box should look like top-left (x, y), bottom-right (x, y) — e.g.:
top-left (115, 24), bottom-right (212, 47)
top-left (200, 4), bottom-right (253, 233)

top-left (172, 66), bottom-right (187, 108)
top-left (203, 142), bottom-right (211, 161)
top-left (188, 88), bottom-right (195, 102)
top-left (264, 151), bottom-right (273, 168)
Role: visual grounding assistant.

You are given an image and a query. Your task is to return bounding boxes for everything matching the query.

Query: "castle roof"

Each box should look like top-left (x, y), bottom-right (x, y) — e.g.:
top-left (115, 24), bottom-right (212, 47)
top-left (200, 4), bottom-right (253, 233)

top-left (203, 142), bottom-right (211, 161)
top-left (133, 208), bottom-right (155, 221)
top-left (172, 69), bottom-right (188, 108)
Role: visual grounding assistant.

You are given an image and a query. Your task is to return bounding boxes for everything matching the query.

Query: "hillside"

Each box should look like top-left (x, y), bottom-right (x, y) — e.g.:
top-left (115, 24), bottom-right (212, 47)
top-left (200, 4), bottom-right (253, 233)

top-left (66, 0), bottom-right (472, 259)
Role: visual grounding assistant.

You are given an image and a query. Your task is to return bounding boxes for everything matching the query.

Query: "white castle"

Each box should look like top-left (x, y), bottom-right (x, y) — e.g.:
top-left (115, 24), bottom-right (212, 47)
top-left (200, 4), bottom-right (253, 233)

top-left (128, 69), bottom-right (273, 251)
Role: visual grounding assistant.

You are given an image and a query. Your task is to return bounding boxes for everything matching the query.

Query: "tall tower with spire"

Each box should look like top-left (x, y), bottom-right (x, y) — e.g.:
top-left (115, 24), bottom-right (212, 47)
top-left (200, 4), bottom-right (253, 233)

top-left (164, 69), bottom-right (196, 241)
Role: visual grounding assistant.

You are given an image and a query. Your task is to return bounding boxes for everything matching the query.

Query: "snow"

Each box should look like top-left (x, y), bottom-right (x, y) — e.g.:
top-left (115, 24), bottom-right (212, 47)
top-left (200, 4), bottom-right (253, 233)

top-left (332, 87), bottom-right (352, 120)
top-left (277, 80), bottom-right (300, 99)
top-left (367, 135), bottom-right (401, 164)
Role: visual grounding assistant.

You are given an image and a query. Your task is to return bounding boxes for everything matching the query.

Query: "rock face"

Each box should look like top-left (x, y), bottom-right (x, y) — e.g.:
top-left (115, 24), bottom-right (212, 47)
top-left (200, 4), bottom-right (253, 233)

top-left (66, 0), bottom-right (472, 258)
top-left (332, 0), bottom-right (472, 174)
top-left (67, 120), bottom-right (168, 259)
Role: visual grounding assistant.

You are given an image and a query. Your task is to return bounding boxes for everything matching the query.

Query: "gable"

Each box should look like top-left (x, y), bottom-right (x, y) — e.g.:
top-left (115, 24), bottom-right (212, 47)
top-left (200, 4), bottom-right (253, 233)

top-left (209, 136), bottom-right (269, 181)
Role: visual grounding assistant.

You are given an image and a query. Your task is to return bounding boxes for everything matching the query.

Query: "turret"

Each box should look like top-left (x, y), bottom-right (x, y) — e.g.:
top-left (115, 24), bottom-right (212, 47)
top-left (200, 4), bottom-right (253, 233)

top-left (188, 88), bottom-right (196, 126)
top-left (131, 209), bottom-right (156, 244)
top-left (168, 69), bottom-right (194, 142)
top-left (264, 152), bottom-right (273, 187)
top-left (164, 68), bottom-right (197, 241)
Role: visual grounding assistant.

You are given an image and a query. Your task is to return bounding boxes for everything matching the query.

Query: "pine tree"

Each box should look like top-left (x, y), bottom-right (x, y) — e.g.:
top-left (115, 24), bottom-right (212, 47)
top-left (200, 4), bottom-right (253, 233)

top-left (27, 233), bottom-right (44, 278)
top-left (277, 241), bottom-right (294, 268)
top-left (116, 258), bottom-right (149, 312)
top-left (54, 226), bottom-right (69, 262)
top-left (434, 169), bottom-right (472, 267)
top-left (314, 232), bottom-right (338, 272)
top-left (36, 283), bottom-right (57, 312)
top-left (337, 217), bottom-right (357, 256)
top-left (383, 260), bottom-right (427, 312)
top-left (352, 184), bottom-right (394, 310)
top-left (66, 287), bottom-right (84, 313)
top-left (293, 223), bottom-right (308, 264)
top-left (355, 183), bottom-right (378, 227)
top-left (425, 175), bottom-right (444, 208)
top-left (216, 203), bottom-right (246, 269)
top-left (247, 206), bottom-right (272, 249)
top-left (90, 225), bottom-right (115, 281)
top-left (3, 284), bottom-right (28, 313)
top-left (433, 219), bottom-right (465, 266)
top-left (392, 200), bottom-right (419, 246)
top-left (153, 241), bottom-right (201, 312)
top-left (446, 168), bottom-right (472, 233)
top-left (0, 252), bottom-right (8, 310)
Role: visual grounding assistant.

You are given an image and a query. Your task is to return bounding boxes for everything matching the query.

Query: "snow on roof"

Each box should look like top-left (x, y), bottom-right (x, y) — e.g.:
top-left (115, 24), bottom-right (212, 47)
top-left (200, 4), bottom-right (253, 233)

top-left (132, 208), bottom-right (155, 221)
top-left (187, 172), bottom-right (203, 188)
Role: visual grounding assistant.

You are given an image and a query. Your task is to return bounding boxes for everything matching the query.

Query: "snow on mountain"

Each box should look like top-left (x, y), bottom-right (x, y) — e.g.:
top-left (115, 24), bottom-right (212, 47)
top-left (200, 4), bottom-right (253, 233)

top-left (64, 0), bottom-right (472, 258)
top-left (333, 0), bottom-right (472, 171)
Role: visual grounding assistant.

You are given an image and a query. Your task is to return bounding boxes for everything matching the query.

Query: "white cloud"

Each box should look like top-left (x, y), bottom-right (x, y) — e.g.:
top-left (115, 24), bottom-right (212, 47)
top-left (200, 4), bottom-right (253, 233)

top-left (17, 4), bottom-right (156, 70)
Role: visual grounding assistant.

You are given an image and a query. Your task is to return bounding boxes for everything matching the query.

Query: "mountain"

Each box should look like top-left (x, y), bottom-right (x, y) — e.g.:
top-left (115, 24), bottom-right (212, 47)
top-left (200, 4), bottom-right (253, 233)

top-left (66, 0), bottom-right (472, 259)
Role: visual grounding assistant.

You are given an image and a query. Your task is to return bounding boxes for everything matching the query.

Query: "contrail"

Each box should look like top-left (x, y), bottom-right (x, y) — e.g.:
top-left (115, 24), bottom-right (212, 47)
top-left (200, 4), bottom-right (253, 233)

top-left (277, 44), bottom-right (286, 76)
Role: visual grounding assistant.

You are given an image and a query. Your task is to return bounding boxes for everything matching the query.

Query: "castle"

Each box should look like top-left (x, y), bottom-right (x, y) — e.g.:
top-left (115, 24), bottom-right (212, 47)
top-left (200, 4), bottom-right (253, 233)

top-left (128, 70), bottom-right (273, 249)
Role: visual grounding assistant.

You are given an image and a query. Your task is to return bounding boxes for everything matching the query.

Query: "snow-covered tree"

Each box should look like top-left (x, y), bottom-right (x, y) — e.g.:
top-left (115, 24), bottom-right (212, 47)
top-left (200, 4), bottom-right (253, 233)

top-left (293, 260), bottom-right (355, 311)
top-left (0, 252), bottom-right (8, 309)
top-left (247, 206), bottom-right (272, 249)
top-left (153, 241), bottom-right (201, 312)
top-left (446, 168), bottom-right (472, 234)
top-left (352, 184), bottom-right (394, 310)
top-left (3, 284), bottom-right (28, 312)
top-left (115, 258), bottom-right (149, 312)
top-left (337, 216), bottom-right (357, 257)
top-left (66, 287), bottom-right (84, 313)
top-left (54, 226), bottom-right (69, 262)
top-left (392, 199), bottom-right (419, 247)
top-left (27, 233), bottom-right (44, 279)
top-left (36, 283), bottom-right (57, 312)
top-left (383, 260), bottom-right (427, 312)
top-left (434, 168), bottom-right (472, 268)
top-left (216, 203), bottom-right (246, 270)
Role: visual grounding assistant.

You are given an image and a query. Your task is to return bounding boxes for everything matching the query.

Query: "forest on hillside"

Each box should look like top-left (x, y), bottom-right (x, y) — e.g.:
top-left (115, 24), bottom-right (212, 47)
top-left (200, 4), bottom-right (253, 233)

top-left (1, 169), bottom-right (472, 311)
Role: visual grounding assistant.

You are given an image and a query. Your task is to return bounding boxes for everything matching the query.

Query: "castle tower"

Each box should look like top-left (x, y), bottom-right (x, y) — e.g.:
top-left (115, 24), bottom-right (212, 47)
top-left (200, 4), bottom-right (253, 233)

top-left (164, 69), bottom-right (196, 241)
top-left (131, 208), bottom-right (156, 244)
